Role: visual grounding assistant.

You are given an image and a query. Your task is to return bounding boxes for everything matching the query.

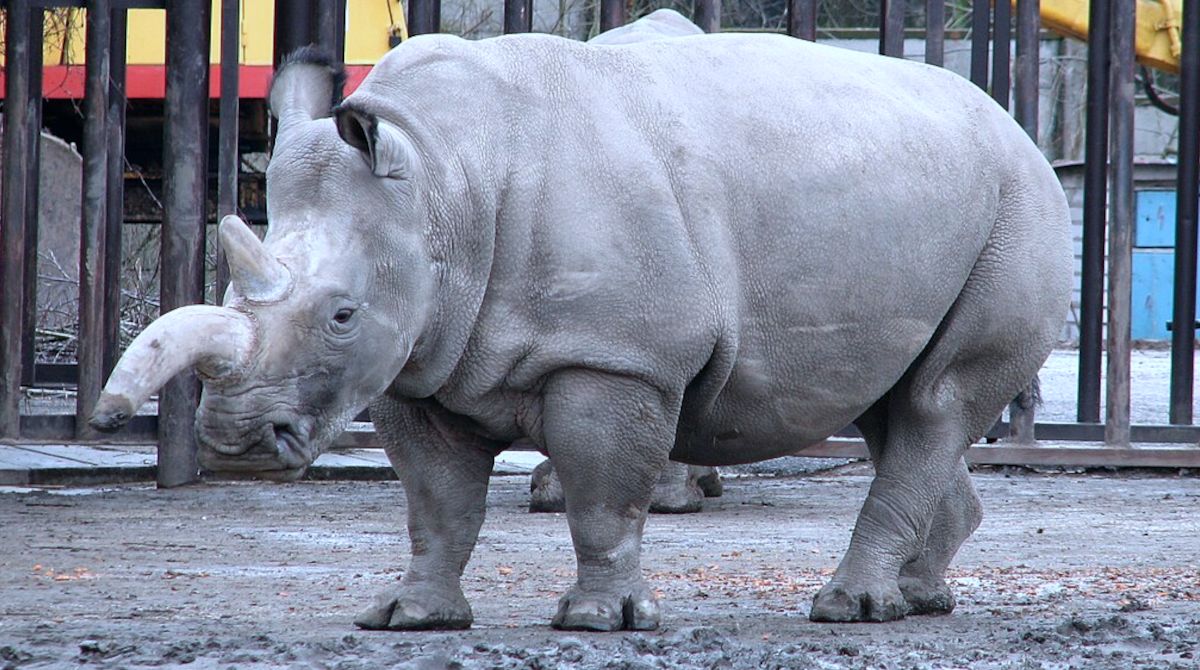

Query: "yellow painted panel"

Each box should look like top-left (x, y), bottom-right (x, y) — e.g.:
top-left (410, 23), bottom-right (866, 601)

top-left (13, 1), bottom-right (399, 67)
top-left (1032, 0), bottom-right (1185, 73)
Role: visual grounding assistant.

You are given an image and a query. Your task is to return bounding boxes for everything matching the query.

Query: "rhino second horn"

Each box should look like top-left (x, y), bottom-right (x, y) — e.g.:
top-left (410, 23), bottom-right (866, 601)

top-left (88, 305), bottom-right (255, 433)
top-left (219, 215), bottom-right (291, 303)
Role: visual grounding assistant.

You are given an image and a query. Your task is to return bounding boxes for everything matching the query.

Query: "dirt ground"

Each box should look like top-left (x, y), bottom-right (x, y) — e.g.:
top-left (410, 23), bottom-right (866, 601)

top-left (1, 462), bottom-right (1197, 669)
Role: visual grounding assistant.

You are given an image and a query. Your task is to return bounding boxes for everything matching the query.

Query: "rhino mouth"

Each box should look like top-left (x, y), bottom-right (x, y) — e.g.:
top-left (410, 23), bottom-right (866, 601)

top-left (272, 423), bottom-right (310, 470)
top-left (195, 416), bottom-right (316, 479)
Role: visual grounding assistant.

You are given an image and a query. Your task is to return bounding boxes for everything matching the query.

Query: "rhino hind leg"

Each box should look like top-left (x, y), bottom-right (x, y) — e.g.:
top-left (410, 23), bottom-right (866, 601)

top-left (354, 397), bottom-right (499, 631)
top-left (542, 369), bottom-right (679, 632)
top-left (811, 205), bottom-right (1064, 623)
top-left (692, 465), bottom-right (723, 498)
top-left (897, 461), bottom-right (982, 615)
top-left (842, 399), bottom-right (980, 617)
top-left (529, 459), bottom-right (566, 513)
top-left (530, 459), bottom-right (712, 514)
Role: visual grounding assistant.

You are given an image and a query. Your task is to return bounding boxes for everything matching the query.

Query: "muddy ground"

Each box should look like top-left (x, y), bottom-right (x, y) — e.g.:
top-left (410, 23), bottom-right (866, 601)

top-left (1, 462), bottom-right (1197, 669)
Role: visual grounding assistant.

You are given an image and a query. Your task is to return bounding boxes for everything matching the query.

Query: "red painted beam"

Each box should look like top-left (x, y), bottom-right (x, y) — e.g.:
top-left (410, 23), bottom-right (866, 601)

top-left (0, 64), bottom-right (372, 100)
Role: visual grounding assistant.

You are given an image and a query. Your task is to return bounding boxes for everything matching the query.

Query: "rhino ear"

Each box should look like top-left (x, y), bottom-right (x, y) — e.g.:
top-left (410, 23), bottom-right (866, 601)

top-left (269, 46), bottom-right (347, 130)
top-left (334, 107), bottom-right (415, 180)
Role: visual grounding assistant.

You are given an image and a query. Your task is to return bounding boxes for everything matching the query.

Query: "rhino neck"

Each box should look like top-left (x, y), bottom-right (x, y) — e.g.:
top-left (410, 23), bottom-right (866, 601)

top-left (385, 117), bottom-right (501, 399)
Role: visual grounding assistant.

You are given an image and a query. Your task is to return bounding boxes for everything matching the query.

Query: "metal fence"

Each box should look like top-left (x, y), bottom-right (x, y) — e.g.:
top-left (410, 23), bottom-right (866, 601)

top-left (1, 0), bottom-right (1199, 486)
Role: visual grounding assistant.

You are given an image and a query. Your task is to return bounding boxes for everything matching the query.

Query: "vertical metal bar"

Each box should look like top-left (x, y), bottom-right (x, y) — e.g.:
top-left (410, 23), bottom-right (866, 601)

top-left (1, 2), bottom-right (35, 438)
top-left (334, 0), bottom-right (348, 59)
top-left (1105, 0), bottom-right (1135, 447)
top-left (1014, 0), bottom-right (1040, 138)
top-left (694, 0), bottom-right (721, 33)
top-left (1078, 0), bottom-right (1111, 423)
top-left (217, 0), bottom-right (240, 303)
top-left (19, 11), bottom-right (44, 388)
top-left (1169, 0), bottom-right (1200, 424)
top-left (160, 0), bottom-right (212, 486)
top-left (970, 0), bottom-right (990, 89)
top-left (77, 1), bottom-right (114, 440)
top-left (787, 0), bottom-right (817, 41)
top-left (274, 0), bottom-right (315, 63)
top-left (315, 0), bottom-right (340, 51)
top-left (924, 0), bottom-right (944, 66)
top-left (503, 0), bottom-right (533, 33)
top-left (880, 0), bottom-right (906, 58)
top-left (599, 0), bottom-right (626, 32)
top-left (104, 8), bottom-right (129, 378)
top-left (408, 0), bottom-right (441, 36)
top-left (991, 0), bottom-right (1011, 108)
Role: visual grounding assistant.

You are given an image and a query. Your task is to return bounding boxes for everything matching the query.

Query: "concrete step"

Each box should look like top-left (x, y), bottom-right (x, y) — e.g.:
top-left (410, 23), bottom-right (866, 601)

top-left (0, 444), bottom-right (546, 487)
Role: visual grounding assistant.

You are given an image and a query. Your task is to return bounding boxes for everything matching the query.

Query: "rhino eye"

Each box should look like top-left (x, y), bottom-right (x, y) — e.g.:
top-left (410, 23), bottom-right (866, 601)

top-left (332, 308), bottom-right (355, 325)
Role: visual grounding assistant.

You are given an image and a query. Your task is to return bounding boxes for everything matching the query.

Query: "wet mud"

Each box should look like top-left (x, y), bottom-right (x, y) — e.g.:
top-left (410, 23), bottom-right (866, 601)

top-left (1, 463), bottom-right (1197, 669)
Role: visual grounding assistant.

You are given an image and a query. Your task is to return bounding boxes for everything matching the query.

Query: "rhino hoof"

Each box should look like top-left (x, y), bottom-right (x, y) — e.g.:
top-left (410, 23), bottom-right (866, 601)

top-left (809, 580), bottom-right (908, 623)
top-left (898, 576), bottom-right (956, 616)
top-left (353, 584), bottom-right (472, 631)
top-left (551, 585), bottom-right (661, 632)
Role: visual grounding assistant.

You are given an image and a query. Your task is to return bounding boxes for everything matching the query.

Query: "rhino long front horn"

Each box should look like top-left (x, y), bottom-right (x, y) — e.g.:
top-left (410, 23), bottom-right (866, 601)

top-left (220, 215), bottom-right (291, 303)
top-left (88, 306), bottom-right (255, 433)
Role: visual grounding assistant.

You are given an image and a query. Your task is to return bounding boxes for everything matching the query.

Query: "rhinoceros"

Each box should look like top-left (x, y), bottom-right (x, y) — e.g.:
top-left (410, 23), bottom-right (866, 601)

top-left (91, 25), bottom-right (1071, 631)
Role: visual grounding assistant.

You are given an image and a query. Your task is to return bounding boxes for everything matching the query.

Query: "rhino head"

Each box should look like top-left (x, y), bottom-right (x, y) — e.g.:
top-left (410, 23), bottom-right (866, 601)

top-left (89, 49), bottom-right (436, 479)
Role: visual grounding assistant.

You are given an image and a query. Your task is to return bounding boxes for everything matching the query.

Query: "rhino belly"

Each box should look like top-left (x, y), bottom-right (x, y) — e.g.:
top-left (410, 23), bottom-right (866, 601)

top-left (670, 316), bottom-right (938, 466)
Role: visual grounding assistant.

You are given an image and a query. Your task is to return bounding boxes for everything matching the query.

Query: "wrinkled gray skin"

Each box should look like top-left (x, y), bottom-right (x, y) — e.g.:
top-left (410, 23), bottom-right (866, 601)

top-left (525, 11), bottom-right (720, 516)
top-left (530, 457), bottom-right (722, 514)
top-left (92, 19), bottom-right (1072, 632)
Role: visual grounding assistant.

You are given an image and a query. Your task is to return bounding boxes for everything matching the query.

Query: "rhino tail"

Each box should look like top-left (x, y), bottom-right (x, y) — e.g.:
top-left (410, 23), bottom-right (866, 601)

top-left (1013, 375), bottom-right (1042, 411)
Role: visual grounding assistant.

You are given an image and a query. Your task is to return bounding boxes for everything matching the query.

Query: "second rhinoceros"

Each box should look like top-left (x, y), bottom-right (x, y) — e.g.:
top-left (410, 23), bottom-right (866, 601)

top-left (92, 25), bottom-right (1071, 631)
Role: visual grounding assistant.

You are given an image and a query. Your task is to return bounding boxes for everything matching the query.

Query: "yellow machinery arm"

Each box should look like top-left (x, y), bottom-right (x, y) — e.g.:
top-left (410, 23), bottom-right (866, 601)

top-left (1036, 0), bottom-right (1185, 73)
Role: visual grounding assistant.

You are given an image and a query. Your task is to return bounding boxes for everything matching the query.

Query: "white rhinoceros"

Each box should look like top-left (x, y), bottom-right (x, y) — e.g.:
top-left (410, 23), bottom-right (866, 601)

top-left (92, 22), bottom-right (1071, 632)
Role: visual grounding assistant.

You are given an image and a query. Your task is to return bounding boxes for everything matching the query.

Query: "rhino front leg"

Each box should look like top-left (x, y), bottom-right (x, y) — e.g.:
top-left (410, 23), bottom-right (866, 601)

top-left (354, 397), bottom-right (499, 631)
top-left (541, 370), bottom-right (679, 631)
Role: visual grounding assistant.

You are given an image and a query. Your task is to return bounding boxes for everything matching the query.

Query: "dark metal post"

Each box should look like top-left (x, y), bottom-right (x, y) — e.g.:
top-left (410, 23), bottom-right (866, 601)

top-left (217, 0), bottom-right (241, 303)
top-left (1169, 0), bottom-right (1200, 425)
top-left (408, 0), bottom-right (441, 36)
top-left (1014, 0), bottom-right (1039, 135)
top-left (924, 0), bottom-right (944, 66)
top-left (694, 0), bottom-right (721, 33)
top-left (788, 0), bottom-right (817, 41)
top-left (1106, 0), bottom-right (1136, 447)
top-left (1078, 0), bottom-right (1112, 423)
top-left (1, 3), bottom-right (37, 438)
top-left (970, 0), bottom-right (990, 89)
top-left (504, 0), bottom-right (534, 33)
top-left (880, 0), bottom-right (906, 58)
top-left (315, 0), bottom-right (345, 57)
top-left (104, 9), bottom-right (129, 378)
top-left (19, 11), bottom-right (44, 388)
top-left (991, 0), bottom-right (1012, 108)
top-left (160, 0), bottom-right (213, 486)
top-left (77, 0), bottom-right (114, 439)
top-left (274, 0), bottom-right (315, 63)
top-left (599, 0), bottom-right (626, 32)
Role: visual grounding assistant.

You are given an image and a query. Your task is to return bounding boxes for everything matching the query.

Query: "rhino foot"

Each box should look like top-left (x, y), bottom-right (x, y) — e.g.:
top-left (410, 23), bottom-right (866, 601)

top-left (809, 579), bottom-right (908, 622)
top-left (353, 583), bottom-right (472, 631)
top-left (898, 575), bottom-right (956, 615)
top-left (551, 583), bottom-right (660, 632)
